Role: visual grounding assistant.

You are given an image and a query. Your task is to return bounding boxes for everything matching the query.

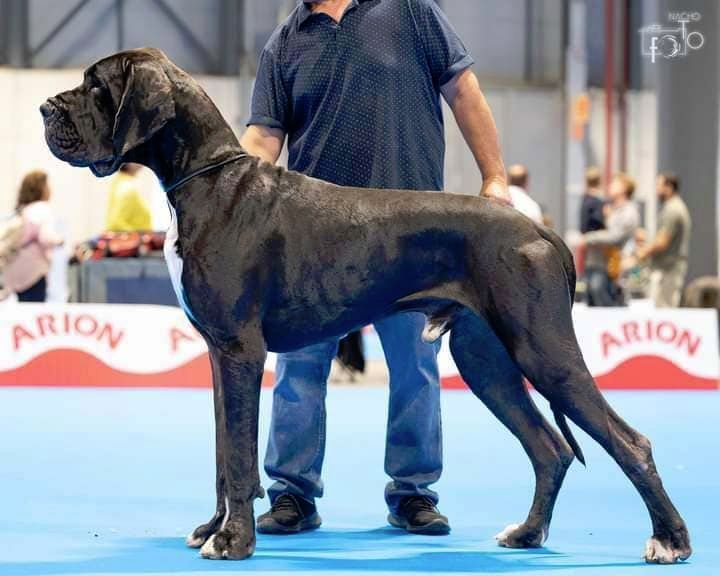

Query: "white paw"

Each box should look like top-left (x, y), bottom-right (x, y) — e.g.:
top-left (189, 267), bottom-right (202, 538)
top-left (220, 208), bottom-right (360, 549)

top-left (644, 537), bottom-right (684, 564)
top-left (495, 523), bottom-right (521, 546)
top-left (186, 532), bottom-right (205, 548)
top-left (200, 534), bottom-right (223, 559)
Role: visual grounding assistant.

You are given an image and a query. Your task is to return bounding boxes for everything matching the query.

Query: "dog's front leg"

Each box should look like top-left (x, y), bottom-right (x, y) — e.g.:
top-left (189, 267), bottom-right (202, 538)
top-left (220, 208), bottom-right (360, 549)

top-left (186, 352), bottom-right (229, 548)
top-left (200, 335), bottom-right (265, 560)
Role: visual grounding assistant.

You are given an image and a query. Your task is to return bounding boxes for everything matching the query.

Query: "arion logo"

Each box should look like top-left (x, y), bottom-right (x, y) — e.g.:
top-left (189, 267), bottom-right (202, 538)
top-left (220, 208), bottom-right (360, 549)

top-left (640, 13), bottom-right (705, 63)
top-left (12, 312), bottom-right (124, 351)
top-left (600, 320), bottom-right (700, 359)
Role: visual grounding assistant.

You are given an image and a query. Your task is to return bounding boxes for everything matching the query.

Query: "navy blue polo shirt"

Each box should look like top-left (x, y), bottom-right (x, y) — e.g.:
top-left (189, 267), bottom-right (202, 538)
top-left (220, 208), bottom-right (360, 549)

top-left (247, 0), bottom-right (473, 191)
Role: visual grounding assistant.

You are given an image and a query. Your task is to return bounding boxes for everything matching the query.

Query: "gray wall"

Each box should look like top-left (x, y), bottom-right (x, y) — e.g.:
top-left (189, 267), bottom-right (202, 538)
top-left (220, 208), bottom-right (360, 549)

top-left (1, 0), bottom-right (242, 74)
top-left (443, 0), bottom-right (563, 85)
top-left (656, 0), bottom-right (719, 281)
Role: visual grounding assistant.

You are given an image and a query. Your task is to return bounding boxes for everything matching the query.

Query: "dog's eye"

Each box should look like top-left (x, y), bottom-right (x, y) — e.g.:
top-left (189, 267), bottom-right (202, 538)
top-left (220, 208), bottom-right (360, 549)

top-left (90, 86), bottom-right (103, 99)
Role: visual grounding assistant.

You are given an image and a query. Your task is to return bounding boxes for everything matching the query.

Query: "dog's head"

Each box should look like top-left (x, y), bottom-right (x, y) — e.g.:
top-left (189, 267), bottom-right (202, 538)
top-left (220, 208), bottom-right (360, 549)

top-left (41, 48), bottom-right (176, 177)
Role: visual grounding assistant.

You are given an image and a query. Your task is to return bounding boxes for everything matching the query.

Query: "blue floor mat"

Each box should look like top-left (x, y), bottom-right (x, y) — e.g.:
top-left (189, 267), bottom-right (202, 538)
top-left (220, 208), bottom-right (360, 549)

top-left (0, 388), bottom-right (717, 575)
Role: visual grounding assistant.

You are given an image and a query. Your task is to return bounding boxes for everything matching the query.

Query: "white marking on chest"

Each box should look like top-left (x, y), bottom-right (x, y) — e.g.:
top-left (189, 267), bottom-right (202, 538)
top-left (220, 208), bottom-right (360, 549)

top-left (164, 203), bottom-right (198, 324)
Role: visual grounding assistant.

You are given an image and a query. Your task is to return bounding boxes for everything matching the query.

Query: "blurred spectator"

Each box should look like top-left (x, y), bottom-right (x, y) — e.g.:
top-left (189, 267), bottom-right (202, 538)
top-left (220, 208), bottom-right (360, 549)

top-left (580, 166), bottom-right (605, 233)
top-left (105, 163), bottom-right (152, 232)
top-left (580, 173), bottom-right (639, 306)
top-left (576, 166), bottom-right (605, 279)
top-left (3, 171), bottom-right (63, 302)
top-left (636, 172), bottom-right (692, 307)
top-left (507, 164), bottom-right (543, 224)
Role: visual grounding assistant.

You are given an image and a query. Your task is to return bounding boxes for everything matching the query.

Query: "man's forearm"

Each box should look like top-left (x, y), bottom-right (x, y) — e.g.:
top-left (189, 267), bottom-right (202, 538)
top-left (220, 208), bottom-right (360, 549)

top-left (585, 226), bottom-right (626, 247)
top-left (638, 231), bottom-right (670, 260)
top-left (239, 125), bottom-right (285, 164)
top-left (444, 70), bottom-right (506, 185)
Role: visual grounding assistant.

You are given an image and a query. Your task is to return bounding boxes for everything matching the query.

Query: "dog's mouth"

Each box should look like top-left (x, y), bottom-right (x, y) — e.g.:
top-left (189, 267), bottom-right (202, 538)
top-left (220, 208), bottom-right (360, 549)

top-left (41, 99), bottom-right (117, 176)
top-left (89, 157), bottom-right (119, 177)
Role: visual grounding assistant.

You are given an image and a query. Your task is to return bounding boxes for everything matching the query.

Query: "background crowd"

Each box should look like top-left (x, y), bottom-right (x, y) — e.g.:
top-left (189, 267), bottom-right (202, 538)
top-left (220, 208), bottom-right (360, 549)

top-left (0, 160), bottom-right (697, 310)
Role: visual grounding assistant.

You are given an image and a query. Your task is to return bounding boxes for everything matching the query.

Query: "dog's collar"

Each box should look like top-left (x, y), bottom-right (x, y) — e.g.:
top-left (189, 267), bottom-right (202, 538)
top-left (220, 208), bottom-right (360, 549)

top-left (164, 153), bottom-right (248, 195)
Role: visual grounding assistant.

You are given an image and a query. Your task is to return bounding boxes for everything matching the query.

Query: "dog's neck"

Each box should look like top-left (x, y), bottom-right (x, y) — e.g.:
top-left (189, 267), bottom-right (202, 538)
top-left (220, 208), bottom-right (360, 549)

top-left (126, 103), bottom-right (248, 193)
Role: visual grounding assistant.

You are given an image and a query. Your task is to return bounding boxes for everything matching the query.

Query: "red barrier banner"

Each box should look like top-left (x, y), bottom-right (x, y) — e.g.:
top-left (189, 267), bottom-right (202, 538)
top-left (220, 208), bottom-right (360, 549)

top-left (1, 303), bottom-right (717, 390)
top-left (439, 306), bottom-right (719, 390)
top-left (0, 303), bottom-right (274, 388)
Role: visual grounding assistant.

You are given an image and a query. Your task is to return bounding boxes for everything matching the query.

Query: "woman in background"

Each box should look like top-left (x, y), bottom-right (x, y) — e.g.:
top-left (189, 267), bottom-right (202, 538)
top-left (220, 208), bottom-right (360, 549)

top-left (4, 170), bottom-right (63, 302)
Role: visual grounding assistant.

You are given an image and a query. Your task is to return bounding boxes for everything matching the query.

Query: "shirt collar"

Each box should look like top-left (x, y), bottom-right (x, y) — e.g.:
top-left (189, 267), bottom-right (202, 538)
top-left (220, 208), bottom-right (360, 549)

top-left (297, 0), bottom-right (367, 30)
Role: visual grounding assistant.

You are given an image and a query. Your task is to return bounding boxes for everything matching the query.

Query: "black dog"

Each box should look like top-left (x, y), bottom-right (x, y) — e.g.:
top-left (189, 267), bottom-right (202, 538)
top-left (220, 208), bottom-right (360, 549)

top-left (41, 48), bottom-right (690, 563)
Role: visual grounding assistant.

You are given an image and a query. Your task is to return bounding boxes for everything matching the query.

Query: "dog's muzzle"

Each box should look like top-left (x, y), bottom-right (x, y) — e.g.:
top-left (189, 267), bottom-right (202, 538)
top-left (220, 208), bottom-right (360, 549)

top-left (41, 99), bottom-right (86, 162)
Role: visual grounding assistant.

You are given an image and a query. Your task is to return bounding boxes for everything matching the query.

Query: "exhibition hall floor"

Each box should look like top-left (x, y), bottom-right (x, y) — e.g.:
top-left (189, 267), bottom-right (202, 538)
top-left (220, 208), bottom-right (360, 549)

top-left (0, 387), bottom-right (717, 576)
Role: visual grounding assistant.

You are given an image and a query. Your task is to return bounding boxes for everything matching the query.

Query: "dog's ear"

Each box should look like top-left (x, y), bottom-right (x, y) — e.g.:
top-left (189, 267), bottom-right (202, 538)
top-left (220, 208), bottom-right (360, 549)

top-left (112, 58), bottom-right (176, 158)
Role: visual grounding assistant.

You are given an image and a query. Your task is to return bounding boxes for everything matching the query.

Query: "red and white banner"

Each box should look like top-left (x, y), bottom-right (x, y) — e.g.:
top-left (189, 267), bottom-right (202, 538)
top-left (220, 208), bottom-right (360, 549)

top-left (439, 306), bottom-right (719, 390)
top-left (0, 303), bottom-right (717, 390)
top-left (0, 304), bottom-right (274, 388)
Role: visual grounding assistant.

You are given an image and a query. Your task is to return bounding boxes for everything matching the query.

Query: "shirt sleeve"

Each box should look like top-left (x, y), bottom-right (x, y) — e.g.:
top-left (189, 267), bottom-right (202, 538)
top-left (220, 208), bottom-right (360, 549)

top-left (409, 0), bottom-right (474, 88)
top-left (585, 206), bottom-right (637, 247)
top-left (27, 202), bottom-right (62, 248)
top-left (247, 32), bottom-right (290, 131)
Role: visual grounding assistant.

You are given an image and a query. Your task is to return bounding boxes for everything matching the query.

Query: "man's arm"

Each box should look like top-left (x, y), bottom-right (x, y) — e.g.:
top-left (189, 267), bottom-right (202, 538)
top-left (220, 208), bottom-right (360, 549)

top-left (441, 69), bottom-right (509, 202)
top-left (240, 125), bottom-right (285, 165)
top-left (583, 207), bottom-right (637, 248)
top-left (583, 225), bottom-right (627, 248)
top-left (636, 229), bottom-right (671, 261)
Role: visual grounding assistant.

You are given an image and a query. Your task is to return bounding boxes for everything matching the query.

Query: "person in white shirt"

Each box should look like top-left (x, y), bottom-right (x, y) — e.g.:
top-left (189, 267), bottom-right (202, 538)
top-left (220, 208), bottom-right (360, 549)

top-left (507, 164), bottom-right (543, 224)
top-left (4, 170), bottom-right (63, 301)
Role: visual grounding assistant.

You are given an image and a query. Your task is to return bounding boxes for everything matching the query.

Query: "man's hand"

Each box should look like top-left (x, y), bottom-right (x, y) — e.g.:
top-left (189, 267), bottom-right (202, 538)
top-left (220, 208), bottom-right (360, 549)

top-left (481, 177), bottom-right (511, 205)
top-left (636, 245), bottom-right (651, 261)
top-left (636, 229), bottom-right (670, 261)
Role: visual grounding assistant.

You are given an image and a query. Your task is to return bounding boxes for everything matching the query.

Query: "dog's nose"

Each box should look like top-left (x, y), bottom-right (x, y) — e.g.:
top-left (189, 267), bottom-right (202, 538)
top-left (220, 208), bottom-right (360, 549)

top-left (40, 101), bottom-right (54, 118)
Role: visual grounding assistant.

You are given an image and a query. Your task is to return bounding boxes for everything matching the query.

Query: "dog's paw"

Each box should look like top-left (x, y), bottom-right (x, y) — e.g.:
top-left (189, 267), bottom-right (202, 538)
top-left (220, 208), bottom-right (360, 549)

top-left (644, 536), bottom-right (691, 564)
top-left (495, 522), bottom-right (546, 548)
top-left (200, 520), bottom-right (255, 560)
top-left (186, 532), bottom-right (206, 548)
top-left (186, 512), bottom-right (226, 548)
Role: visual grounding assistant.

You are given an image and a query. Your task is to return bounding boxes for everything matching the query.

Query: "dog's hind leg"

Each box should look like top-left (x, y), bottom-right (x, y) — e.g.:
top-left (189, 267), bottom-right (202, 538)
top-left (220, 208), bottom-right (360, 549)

top-left (187, 351), bottom-right (229, 548)
top-left (199, 333), bottom-right (266, 560)
top-left (449, 311), bottom-right (574, 548)
top-left (488, 239), bottom-right (691, 563)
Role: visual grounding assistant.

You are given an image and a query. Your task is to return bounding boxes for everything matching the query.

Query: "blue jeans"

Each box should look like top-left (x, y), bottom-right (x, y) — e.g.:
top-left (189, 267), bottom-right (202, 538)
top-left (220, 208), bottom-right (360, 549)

top-left (585, 268), bottom-right (623, 307)
top-left (264, 311), bottom-right (442, 513)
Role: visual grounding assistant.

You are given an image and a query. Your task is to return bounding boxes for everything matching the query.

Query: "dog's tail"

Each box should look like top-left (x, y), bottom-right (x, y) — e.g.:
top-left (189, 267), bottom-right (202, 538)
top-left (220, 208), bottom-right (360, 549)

top-left (552, 407), bottom-right (586, 466)
top-left (535, 224), bottom-right (586, 466)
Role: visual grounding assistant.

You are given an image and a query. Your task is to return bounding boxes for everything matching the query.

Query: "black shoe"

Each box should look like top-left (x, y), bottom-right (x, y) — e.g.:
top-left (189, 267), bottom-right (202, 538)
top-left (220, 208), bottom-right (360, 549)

top-left (257, 494), bottom-right (322, 534)
top-left (388, 496), bottom-right (451, 535)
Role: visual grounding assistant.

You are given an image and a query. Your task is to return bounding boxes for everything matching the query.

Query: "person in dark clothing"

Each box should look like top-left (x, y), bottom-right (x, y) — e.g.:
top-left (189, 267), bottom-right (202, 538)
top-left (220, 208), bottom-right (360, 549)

top-left (241, 0), bottom-right (508, 536)
top-left (580, 166), bottom-right (605, 234)
top-left (577, 166), bottom-right (605, 302)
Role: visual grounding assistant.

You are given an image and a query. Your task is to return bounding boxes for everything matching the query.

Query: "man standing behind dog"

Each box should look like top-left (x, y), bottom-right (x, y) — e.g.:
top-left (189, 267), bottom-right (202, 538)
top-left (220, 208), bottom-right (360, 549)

top-left (636, 172), bottom-right (692, 307)
top-left (240, 0), bottom-right (508, 535)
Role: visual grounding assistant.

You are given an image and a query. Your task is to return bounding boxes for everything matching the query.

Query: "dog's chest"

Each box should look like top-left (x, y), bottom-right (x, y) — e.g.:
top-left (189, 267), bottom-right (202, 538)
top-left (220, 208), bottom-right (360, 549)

top-left (164, 203), bottom-right (198, 324)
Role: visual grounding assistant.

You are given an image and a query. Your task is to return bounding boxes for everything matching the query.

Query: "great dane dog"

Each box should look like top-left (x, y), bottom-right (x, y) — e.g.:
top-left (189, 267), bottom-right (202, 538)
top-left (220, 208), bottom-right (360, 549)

top-left (41, 48), bottom-right (690, 563)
